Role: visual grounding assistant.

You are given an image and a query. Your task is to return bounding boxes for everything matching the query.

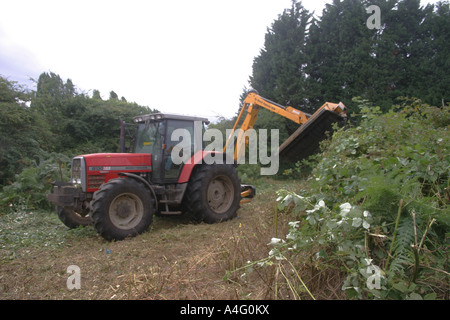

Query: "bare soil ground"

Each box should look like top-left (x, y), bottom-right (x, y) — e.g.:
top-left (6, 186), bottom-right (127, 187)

top-left (1, 178), bottom-right (311, 300)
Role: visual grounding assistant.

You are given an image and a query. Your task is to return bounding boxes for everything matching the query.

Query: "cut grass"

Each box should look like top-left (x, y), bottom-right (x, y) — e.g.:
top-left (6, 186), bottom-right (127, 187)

top-left (1, 178), bottom-right (313, 300)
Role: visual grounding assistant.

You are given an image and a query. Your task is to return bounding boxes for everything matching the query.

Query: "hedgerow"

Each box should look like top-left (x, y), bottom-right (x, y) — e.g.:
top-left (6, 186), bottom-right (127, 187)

top-left (249, 98), bottom-right (449, 299)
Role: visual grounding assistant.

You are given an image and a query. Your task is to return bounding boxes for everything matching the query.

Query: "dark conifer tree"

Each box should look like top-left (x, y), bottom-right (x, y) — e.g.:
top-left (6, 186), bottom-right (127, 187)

top-left (249, 1), bottom-right (312, 140)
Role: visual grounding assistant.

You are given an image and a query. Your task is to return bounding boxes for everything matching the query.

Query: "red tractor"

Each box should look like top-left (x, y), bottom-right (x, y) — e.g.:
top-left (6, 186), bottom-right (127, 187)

top-left (48, 91), bottom-right (346, 241)
top-left (49, 113), bottom-right (253, 241)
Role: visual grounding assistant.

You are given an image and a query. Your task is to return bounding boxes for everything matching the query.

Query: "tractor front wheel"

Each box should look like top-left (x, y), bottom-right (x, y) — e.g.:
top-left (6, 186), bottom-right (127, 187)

top-left (91, 178), bottom-right (154, 241)
top-left (57, 206), bottom-right (91, 229)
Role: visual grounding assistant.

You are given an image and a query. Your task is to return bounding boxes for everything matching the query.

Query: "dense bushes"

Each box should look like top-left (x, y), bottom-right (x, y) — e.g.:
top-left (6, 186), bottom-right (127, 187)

top-left (0, 73), bottom-right (158, 211)
top-left (0, 151), bottom-right (71, 211)
top-left (257, 99), bottom-right (449, 299)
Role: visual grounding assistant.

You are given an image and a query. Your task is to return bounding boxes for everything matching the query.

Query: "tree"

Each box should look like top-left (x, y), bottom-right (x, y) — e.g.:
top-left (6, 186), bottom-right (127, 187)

top-left (306, 0), bottom-right (376, 113)
top-left (0, 76), bottom-right (48, 185)
top-left (249, 1), bottom-right (312, 140)
top-left (92, 89), bottom-right (102, 100)
top-left (251, 1), bottom-right (312, 107)
top-left (415, 1), bottom-right (450, 105)
top-left (64, 78), bottom-right (76, 98)
top-left (371, 0), bottom-right (436, 109)
top-left (28, 72), bottom-right (160, 154)
top-left (0, 72), bottom-right (160, 210)
top-left (109, 90), bottom-right (118, 100)
top-left (306, 0), bottom-right (449, 111)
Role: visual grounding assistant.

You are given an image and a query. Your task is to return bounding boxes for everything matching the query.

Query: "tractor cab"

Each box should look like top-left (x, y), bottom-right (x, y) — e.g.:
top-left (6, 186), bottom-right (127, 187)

top-left (131, 113), bottom-right (210, 184)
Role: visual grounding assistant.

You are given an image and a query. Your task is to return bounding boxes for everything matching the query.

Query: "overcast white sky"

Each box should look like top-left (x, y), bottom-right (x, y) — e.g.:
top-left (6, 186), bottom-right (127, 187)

top-left (0, 0), bottom-right (441, 121)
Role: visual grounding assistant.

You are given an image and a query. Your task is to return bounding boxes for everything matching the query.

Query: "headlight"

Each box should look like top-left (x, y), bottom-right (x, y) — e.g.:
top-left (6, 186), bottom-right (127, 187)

top-left (71, 158), bottom-right (81, 182)
top-left (71, 157), bottom-right (86, 191)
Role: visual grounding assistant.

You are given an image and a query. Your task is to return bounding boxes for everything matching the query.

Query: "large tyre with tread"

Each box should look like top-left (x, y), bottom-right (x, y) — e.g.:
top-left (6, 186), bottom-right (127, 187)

top-left (184, 164), bottom-right (241, 224)
top-left (91, 178), bottom-right (154, 241)
top-left (57, 206), bottom-right (91, 228)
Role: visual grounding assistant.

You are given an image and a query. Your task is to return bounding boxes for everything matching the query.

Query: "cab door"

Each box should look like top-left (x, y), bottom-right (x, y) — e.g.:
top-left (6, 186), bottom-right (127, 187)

top-left (160, 119), bottom-right (195, 182)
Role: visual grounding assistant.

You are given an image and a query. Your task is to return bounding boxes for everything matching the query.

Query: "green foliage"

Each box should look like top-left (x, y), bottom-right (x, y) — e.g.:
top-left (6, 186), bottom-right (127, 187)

top-left (30, 73), bottom-right (157, 154)
top-left (304, 98), bottom-right (449, 209)
top-left (242, 0), bottom-right (450, 140)
top-left (0, 76), bottom-right (51, 185)
top-left (0, 208), bottom-right (97, 260)
top-left (237, 163), bottom-right (263, 183)
top-left (264, 99), bottom-right (449, 299)
top-left (307, 0), bottom-right (450, 113)
top-left (251, 1), bottom-right (312, 108)
top-left (0, 73), bottom-right (159, 210)
top-left (0, 151), bottom-right (71, 211)
top-left (203, 0), bottom-right (449, 168)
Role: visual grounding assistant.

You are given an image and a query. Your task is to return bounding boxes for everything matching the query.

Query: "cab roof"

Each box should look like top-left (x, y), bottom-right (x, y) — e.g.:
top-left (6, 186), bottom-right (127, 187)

top-left (133, 113), bottom-right (210, 125)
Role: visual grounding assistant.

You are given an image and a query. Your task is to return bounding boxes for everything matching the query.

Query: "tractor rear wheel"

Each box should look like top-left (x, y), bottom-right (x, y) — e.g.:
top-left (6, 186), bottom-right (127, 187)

top-left (184, 164), bottom-right (241, 224)
top-left (91, 178), bottom-right (154, 241)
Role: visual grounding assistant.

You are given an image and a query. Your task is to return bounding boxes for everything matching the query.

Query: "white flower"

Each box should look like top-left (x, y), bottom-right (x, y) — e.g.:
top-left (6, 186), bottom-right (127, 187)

top-left (288, 221), bottom-right (300, 228)
top-left (270, 238), bottom-right (283, 245)
top-left (286, 233), bottom-right (296, 240)
top-left (306, 200), bottom-right (327, 213)
top-left (339, 203), bottom-right (352, 216)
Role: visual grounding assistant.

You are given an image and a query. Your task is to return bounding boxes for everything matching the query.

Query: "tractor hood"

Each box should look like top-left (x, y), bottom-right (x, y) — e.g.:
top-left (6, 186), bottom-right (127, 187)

top-left (73, 153), bottom-right (152, 192)
top-left (80, 153), bottom-right (152, 171)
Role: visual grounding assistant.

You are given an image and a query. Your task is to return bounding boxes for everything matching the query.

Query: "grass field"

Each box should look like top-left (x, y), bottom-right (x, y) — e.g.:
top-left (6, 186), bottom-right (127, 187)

top-left (1, 177), bottom-right (328, 300)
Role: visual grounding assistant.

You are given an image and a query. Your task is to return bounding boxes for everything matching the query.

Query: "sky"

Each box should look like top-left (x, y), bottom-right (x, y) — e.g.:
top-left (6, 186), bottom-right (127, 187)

top-left (0, 0), bottom-right (441, 121)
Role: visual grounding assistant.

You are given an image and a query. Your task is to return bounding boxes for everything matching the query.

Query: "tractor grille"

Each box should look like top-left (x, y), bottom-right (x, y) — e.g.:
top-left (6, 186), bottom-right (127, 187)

top-left (88, 175), bottom-right (105, 189)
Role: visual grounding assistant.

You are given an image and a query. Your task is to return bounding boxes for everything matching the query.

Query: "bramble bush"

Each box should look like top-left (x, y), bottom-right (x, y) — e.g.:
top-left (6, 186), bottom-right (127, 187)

top-left (0, 151), bottom-right (71, 211)
top-left (244, 98), bottom-right (449, 299)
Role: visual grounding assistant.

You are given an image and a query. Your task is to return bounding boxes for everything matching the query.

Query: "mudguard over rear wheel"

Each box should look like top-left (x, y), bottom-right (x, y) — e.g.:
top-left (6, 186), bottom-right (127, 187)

top-left (184, 164), bottom-right (241, 224)
top-left (91, 178), bottom-right (154, 241)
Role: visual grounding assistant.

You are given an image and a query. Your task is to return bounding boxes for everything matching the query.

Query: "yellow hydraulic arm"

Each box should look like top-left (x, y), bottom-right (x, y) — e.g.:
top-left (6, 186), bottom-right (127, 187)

top-left (224, 90), bottom-right (347, 162)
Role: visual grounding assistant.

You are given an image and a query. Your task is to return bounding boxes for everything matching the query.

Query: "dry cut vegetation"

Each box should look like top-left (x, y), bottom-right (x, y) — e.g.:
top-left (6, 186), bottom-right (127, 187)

top-left (1, 178), bottom-right (339, 300)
